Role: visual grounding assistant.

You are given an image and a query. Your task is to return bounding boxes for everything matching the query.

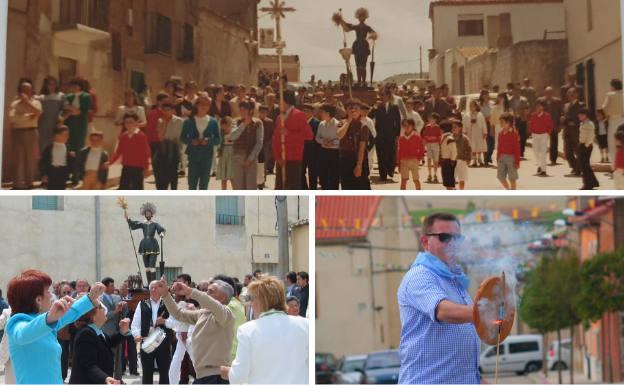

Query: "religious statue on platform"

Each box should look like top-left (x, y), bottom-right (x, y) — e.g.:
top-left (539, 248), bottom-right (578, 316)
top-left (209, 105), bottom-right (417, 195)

top-left (333, 7), bottom-right (378, 87)
top-left (121, 201), bottom-right (166, 284)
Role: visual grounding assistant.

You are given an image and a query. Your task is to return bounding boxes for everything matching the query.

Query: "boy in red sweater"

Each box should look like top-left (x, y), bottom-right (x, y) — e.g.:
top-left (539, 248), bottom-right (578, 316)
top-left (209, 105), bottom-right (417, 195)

top-left (105, 113), bottom-right (151, 190)
top-left (422, 112), bottom-right (443, 184)
top-left (398, 118), bottom-right (425, 190)
top-left (497, 113), bottom-right (521, 190)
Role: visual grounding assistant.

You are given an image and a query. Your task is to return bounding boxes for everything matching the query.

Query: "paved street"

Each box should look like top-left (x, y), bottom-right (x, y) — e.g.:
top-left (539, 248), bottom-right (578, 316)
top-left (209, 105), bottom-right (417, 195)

top-left (0, 369), bottom-right (160, 384)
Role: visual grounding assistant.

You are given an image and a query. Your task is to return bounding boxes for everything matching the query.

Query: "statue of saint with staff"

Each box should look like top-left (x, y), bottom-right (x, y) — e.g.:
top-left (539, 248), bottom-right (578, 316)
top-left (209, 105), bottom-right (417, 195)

top-left (333, 7), bottom-right (378, 87)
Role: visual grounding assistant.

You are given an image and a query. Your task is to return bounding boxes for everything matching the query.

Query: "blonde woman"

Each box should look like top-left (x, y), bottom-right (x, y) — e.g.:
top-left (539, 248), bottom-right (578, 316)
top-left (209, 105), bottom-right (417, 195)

top-left (220, 277), bottom-right (308, 384)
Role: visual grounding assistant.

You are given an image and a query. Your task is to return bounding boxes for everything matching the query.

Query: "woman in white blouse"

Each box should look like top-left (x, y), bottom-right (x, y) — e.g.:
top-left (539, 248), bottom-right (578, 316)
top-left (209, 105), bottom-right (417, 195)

top-left (115, 89), bottom-right (147, 131)
top-left (220, 277), bottom-right (308, 384)
top-left (602, 79), bottom-right (624, 170)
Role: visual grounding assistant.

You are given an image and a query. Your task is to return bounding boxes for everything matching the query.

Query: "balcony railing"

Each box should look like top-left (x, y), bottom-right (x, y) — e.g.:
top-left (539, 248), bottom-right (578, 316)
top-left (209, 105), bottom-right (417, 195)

top-left (59, 0), bottom-right (110, 31)
top-left (216, 214), bottom-right (245, 226)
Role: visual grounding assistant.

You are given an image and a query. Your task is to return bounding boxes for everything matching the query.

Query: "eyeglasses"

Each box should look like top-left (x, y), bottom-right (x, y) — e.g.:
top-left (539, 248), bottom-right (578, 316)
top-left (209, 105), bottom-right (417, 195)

top-left (62, 291), bottom-right (72, 295)
top-left (425, 233), bottom-right (465, 243)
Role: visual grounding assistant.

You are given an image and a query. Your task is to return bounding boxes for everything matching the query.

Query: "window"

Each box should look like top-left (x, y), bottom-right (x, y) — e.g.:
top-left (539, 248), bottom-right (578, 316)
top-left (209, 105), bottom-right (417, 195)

top-left (112, 32), bottom-right (122, 71)
top-left (485, 345), bottom-right (506, 357)
top-left (178, 23), bottom-right (195, 62)
top-left (163, 267), bottom-right (183, 283)
top-left (458, 15), bottom-right (484, 37)
top-left (32, 197), bottom-right (63, 211)
top-left (58, 57), bottom-right (77, 91)
top-left (587, 0), bottom-right (593, 31)
top-left (145, 13), bottom-right (172, 55)
top-left (509, 341), bottom-right (539, 354)
top-left (216, 197), bottom-right (245, 225)
top-left (59, 0), bottom-right (110, 31)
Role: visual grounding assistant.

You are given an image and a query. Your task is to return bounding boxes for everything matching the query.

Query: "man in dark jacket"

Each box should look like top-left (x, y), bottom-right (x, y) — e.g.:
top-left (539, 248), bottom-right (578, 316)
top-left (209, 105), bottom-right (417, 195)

top-left (369, 88), bottom-right (402, 181)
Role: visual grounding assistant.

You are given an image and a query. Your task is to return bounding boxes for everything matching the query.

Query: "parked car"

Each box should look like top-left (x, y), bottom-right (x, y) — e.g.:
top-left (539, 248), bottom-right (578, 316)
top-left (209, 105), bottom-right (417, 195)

top-left (480, 334), bottom-right (543, 375)
top-left (360, 349), bottom-right (400, 384)
top-left (455, 93), bottom-right (499, 113)
top-left (316, 352), bottom-right (339, 384)
top-left (332, 354), bottom-right (367, 384)
top-left (402, 78), bottom-right (434, 92)
top-left (547, 339), bottom-right (571, 370)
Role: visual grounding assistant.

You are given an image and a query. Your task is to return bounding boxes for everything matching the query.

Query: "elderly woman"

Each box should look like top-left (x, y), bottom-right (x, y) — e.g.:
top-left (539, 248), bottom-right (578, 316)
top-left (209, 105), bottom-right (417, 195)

top-left (5, 269), bottom-right (105, 384)
top-left (69, 302), bottom-right (130, 384)
top-left (221, 277), bottom-right (309, 384)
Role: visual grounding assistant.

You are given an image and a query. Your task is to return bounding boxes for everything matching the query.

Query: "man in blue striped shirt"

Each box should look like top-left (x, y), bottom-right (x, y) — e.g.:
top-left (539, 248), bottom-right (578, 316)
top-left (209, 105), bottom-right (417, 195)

top-left (398, 213), bottom-right (481, 384)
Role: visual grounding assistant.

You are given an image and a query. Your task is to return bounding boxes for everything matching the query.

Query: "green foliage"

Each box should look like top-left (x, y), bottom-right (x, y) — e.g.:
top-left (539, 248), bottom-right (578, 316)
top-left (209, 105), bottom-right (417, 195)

top-left (519, 249), bottom-right (581, 332)
top-left (576, 248), bottom-right (624, 326)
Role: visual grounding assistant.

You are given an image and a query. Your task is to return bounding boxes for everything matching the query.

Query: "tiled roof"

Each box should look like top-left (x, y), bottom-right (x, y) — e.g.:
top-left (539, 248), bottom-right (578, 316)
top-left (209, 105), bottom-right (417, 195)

top-left (429, 0), bottom-right (563, 18)
top-left (316, 196), bottom-right (382, 241)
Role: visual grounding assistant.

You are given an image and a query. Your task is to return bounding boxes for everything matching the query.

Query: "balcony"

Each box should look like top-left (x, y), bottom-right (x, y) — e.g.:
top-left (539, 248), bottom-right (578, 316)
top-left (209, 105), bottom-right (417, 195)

top-left (54, 0), bottom-right (111, 44)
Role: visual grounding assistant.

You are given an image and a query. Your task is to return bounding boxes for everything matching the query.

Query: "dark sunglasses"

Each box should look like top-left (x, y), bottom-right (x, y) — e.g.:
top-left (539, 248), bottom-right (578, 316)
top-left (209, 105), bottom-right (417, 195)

top-left (425, 233), bottom-right (465, 243)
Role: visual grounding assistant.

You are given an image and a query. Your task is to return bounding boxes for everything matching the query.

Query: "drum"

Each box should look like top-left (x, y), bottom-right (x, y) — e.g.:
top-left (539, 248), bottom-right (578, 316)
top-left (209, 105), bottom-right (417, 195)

top-left (142, 327), bottom-right (165, 354)
top-left (473, 273), bottom-right (516, 345)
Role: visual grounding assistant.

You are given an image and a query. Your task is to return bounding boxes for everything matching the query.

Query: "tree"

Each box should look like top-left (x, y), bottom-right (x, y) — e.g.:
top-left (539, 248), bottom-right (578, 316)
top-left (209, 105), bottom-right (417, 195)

top-left (519, 249), bottom-right (582, 384)
top-left (576, 248), bottom-right (624, 383)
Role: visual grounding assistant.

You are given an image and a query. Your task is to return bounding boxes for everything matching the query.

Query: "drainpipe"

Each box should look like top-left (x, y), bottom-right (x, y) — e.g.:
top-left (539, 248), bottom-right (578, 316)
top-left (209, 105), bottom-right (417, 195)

top-left (95, 196), bottom-right (102, 280)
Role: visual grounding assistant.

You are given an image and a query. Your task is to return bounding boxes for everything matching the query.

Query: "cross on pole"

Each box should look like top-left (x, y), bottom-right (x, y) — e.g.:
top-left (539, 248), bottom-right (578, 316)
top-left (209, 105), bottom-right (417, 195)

top-left (260, 0), bottom-right (295, 188)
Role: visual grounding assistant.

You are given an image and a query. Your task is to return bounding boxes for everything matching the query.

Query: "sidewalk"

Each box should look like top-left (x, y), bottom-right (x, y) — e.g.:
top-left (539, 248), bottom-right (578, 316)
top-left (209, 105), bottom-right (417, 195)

top-left (528, 370), bottom-right (618, 384)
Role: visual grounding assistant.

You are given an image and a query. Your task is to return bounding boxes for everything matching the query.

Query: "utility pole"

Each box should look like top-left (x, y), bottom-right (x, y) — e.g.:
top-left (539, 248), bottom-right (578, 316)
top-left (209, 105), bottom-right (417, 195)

top-left (260, 1), bottom-right (295, 188)
top-left (419, 45), bottom-right (423, 79)
top-left (276, 196), bottom-right (290, 278)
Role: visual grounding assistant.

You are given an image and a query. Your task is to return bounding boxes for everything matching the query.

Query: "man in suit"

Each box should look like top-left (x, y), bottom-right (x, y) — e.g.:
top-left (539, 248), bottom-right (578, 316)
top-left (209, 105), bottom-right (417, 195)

top-left (423, 87), bottom-right (452, 121)
top-left (101, 277), bottom-right (127, 380)
top-left (131, 281), bottom-right (173, 384)
top-left (284, 271), bottom-right (300, 299)
top-left (296, 272), bottom-right (309, 317)
top-left (563, 88), bottom-right (586, 177)
top-left (369, 88), bottom-right (402, 181)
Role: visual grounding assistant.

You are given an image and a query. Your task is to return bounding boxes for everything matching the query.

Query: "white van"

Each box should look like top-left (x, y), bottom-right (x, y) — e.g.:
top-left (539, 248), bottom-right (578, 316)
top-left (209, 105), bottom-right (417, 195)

top-left (480, 334), bottom-right (543, 375)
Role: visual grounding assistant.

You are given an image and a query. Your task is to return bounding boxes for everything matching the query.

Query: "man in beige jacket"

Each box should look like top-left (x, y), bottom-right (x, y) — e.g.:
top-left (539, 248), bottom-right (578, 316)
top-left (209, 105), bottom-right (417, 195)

top-left (156, 277), bottom-right (235, 384)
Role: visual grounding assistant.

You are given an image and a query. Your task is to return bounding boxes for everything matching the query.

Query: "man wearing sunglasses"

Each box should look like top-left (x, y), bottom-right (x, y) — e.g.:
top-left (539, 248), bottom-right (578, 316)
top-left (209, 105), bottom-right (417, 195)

top-left (398, 213), bottom-right (480, 384)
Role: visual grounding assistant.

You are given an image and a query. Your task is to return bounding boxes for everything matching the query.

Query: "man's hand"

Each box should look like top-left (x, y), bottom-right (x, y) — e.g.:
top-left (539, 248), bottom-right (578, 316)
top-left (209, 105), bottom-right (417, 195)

top-left (119, 318), bottom-right (130, 334)
top-left (88, 283), bottom-right (106, 304)
top-left (155, 276), bottom-right (170, 298)
top-left (243, 159), bottom-right (253, 167)
top-left (220, 366), bottom-right (230, 380)
top-left (171, 282), bottom-right (192, 298)
top-left (191, 139), bottom-right (200, 146)
top-left (105, 377), bottom-right (121, 385)
top-left (134, 336), bottom-right (143, 343)
top-left (155, 317), bottom-right (166, 326)
top-left (354, 164), bottom-right (363, 178)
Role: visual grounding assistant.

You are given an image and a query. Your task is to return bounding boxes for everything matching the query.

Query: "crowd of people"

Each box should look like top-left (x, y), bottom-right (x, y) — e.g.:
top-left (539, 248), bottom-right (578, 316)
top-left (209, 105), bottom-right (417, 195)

top-left (0, 269), bottom-right (310, 384)
top-left (6, 74), bottom-right (623, 190)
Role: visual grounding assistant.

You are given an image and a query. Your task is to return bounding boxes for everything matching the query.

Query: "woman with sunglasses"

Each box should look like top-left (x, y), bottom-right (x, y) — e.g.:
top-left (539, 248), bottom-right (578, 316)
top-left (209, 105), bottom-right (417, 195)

top-left (397, 213), bottom-right (479, 385)
top-left (69, 302), bottom-right (131, 384)
top-left (5, 270), bottom-right (105, 384)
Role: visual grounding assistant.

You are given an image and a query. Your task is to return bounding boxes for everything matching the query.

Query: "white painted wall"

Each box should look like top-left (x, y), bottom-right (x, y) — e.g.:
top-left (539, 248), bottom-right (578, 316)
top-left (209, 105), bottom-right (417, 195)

top-left (564, 0), bottom-right (622, 107)
top-left (431, 2), bottom-right (565, 52)
top-left (0, 196), bottom-right (308, 290)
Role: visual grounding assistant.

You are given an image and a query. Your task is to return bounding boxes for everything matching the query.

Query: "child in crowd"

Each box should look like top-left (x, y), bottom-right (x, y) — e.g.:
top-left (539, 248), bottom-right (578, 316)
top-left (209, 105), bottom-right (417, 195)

top-left (439, 120), bottom-right (457, 190)
top-left (315, 104), bottom-right (341, 190)
top-left (452, 120), bottom-right (472, 190)
top-left (217, 116), bottom-right (235, 190)
top-left (75, 130), bottom-right (109, 190)
top-left (422, 113), bottom-right (442, 183)
top-left (40, 125), bottom-right (74, 190)
top-left (578, 108), bottom-right (599, 190)
top-left (398, 119), bottom-right (425, 190)
top-left (596, 109), bottom-right (610, 163)
top-left (105, 113), bottom-right (151, 190)
top-left (496, 113), bottom-right (521, 190)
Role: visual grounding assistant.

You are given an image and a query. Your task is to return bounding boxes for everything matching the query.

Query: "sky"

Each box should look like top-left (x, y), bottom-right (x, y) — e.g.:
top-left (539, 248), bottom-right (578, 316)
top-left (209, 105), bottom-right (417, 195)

top-left (258, 0), bottom-right (433, 82)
